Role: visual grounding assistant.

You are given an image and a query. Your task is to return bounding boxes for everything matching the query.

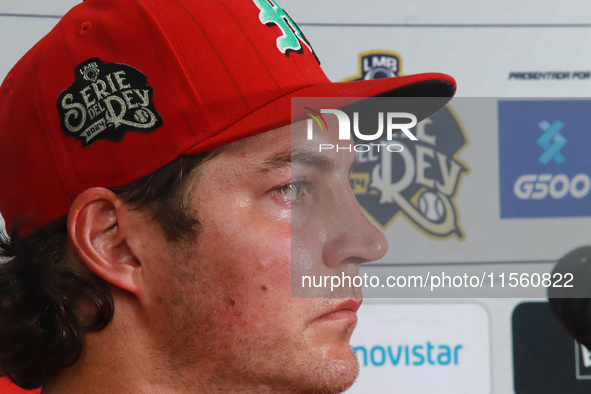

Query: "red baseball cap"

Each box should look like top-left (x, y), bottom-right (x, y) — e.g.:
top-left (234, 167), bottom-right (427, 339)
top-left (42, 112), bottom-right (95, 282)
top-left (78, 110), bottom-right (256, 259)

top-left (0, 0), bottom-right (455, 233)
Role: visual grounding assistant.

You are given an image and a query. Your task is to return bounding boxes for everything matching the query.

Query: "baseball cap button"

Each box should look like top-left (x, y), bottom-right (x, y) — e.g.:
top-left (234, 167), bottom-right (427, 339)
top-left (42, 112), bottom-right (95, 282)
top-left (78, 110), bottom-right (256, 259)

top-left (78, 22), bottom-right (92, 36)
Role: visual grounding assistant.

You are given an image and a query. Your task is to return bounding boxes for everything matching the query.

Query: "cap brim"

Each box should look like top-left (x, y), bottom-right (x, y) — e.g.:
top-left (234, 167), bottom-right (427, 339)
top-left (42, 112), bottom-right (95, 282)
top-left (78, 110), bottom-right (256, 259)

top-left (186, 72), bottom-right (456, 154)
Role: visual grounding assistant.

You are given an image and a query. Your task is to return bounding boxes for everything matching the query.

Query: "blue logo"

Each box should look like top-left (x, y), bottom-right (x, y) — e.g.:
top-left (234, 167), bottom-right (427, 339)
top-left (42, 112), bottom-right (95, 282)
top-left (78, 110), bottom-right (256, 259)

top-left (537, 120), bottom-right (566, 164)
top-left (353, 341), bottom-right (463, 367)
top-left (499, 100), bottom-right (591, 218)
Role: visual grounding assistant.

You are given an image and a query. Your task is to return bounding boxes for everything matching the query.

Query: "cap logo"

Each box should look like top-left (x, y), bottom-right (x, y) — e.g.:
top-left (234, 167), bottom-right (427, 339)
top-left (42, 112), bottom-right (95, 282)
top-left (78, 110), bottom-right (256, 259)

top-left (57, 58), bottom-right (163, 148)
top-left (253, 0), bottom-right (318, 62)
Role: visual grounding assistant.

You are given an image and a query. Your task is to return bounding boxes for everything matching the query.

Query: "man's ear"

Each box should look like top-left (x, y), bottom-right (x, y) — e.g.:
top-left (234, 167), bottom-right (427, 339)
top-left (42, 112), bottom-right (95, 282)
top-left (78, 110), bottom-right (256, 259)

top-left (68, 187), bottom-right (144, 296)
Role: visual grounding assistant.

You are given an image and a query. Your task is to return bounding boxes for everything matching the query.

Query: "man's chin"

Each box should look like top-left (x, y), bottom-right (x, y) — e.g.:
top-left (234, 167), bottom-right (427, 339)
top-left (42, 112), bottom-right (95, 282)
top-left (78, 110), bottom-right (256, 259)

top-left (260, 344), bottom-right (359, 394)
top-left (334, 347), bottom-right (361, 391)
top-left (304, 343), bottom-right (360, 394)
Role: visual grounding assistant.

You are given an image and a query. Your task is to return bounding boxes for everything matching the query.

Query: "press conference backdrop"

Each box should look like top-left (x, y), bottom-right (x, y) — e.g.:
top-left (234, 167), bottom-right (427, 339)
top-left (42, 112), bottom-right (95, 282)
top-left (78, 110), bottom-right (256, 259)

top-left (3, 1), bottom-right (591, 393)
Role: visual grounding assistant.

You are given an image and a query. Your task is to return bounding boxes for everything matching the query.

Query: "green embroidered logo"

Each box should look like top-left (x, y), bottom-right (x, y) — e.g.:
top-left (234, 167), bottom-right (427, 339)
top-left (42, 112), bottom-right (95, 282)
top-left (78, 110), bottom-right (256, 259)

top-left (253, 0), bottom-right (318, 61)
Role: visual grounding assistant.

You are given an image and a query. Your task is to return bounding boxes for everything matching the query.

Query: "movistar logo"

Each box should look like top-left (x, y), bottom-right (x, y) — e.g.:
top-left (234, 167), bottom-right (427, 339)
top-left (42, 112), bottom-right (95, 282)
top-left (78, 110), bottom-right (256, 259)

top-left (354, 342), bottom-right (463, 367)
top-left (537, 120), bottom-right (566, 164)
top-left (253, 0), bottom-right (318, 61)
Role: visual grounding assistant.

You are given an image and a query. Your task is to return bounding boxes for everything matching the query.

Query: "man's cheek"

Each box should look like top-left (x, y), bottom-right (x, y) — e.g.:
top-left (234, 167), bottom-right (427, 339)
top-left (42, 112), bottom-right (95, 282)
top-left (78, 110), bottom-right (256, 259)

top-left (290, 226), bottom-right (325, 273)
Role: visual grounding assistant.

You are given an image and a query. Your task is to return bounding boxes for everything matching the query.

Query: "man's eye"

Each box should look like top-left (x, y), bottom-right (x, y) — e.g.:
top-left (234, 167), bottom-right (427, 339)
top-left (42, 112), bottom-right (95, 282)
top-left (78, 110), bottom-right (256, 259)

top-left (275, 181), bottom-right (311, 202)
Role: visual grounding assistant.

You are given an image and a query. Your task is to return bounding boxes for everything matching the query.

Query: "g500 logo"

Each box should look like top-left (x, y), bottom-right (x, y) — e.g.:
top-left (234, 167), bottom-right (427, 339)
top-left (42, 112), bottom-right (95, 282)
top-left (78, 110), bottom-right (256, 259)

top-left (512, 120), bottom-right (591, 201)
top-left (514, 174), bottom-right (591, 200)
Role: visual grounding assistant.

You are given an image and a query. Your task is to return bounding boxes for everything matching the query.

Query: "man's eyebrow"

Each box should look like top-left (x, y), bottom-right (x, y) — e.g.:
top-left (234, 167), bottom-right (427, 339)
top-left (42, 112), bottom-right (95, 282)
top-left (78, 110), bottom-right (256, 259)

top-left (258, 151), bottom-right (335, 173)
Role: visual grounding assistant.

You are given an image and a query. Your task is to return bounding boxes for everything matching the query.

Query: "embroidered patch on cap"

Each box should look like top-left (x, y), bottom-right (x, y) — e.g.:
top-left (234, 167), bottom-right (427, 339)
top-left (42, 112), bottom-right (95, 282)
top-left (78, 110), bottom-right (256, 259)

top-left (252, 0), bottom-right (319, 64)
top-left (57, 58), bottom-right (163, 148)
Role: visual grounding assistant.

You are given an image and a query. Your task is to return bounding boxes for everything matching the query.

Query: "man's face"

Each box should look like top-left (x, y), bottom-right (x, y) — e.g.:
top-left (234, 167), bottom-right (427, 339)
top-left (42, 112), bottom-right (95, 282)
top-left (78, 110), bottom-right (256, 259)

top-left (144, 121), bottom-right (387, 392)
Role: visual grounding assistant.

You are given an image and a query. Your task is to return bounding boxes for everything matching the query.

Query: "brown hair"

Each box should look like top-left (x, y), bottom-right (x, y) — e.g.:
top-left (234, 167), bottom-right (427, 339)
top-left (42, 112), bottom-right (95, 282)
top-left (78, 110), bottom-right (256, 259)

top-left (0, 153), bottom-right (214, 389)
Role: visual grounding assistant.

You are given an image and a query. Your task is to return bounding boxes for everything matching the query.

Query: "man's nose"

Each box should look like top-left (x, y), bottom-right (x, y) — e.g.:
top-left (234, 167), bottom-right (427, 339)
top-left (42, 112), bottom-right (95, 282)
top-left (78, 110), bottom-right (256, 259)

top-left (322, 189), bottom-right (388, 267)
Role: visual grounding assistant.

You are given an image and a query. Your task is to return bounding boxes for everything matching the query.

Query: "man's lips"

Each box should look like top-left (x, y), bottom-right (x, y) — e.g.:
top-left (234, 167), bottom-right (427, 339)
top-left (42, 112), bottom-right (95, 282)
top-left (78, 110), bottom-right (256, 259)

top-left (313, 298), bottom-right (363, 323)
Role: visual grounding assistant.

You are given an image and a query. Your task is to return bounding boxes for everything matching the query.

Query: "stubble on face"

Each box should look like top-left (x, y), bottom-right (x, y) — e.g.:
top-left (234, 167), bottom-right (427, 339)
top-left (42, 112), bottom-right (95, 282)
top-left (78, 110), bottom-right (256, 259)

top-left (144, 126), bottom-right (366, 393)
top-left (152, 234), bottom-right (360, 393)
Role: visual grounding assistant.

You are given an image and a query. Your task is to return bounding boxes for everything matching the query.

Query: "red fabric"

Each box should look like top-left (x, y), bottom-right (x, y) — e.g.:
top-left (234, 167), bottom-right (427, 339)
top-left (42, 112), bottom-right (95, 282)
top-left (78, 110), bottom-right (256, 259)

top-left (0, 378), bottom-right (40, 394)
top-left (0, 0), bottom-right (455, 234)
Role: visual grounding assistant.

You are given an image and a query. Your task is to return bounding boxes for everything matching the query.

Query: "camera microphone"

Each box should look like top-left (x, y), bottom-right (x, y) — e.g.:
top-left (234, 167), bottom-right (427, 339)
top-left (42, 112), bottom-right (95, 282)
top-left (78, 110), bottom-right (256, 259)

top-left (547, 245), bottom-right (591, 349)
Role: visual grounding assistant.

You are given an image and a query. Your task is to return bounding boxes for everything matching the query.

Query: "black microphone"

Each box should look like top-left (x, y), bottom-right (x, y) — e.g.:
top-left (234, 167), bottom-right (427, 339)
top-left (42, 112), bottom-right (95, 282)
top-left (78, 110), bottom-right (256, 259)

top-left (547, 246), bottom-right (591, 349)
